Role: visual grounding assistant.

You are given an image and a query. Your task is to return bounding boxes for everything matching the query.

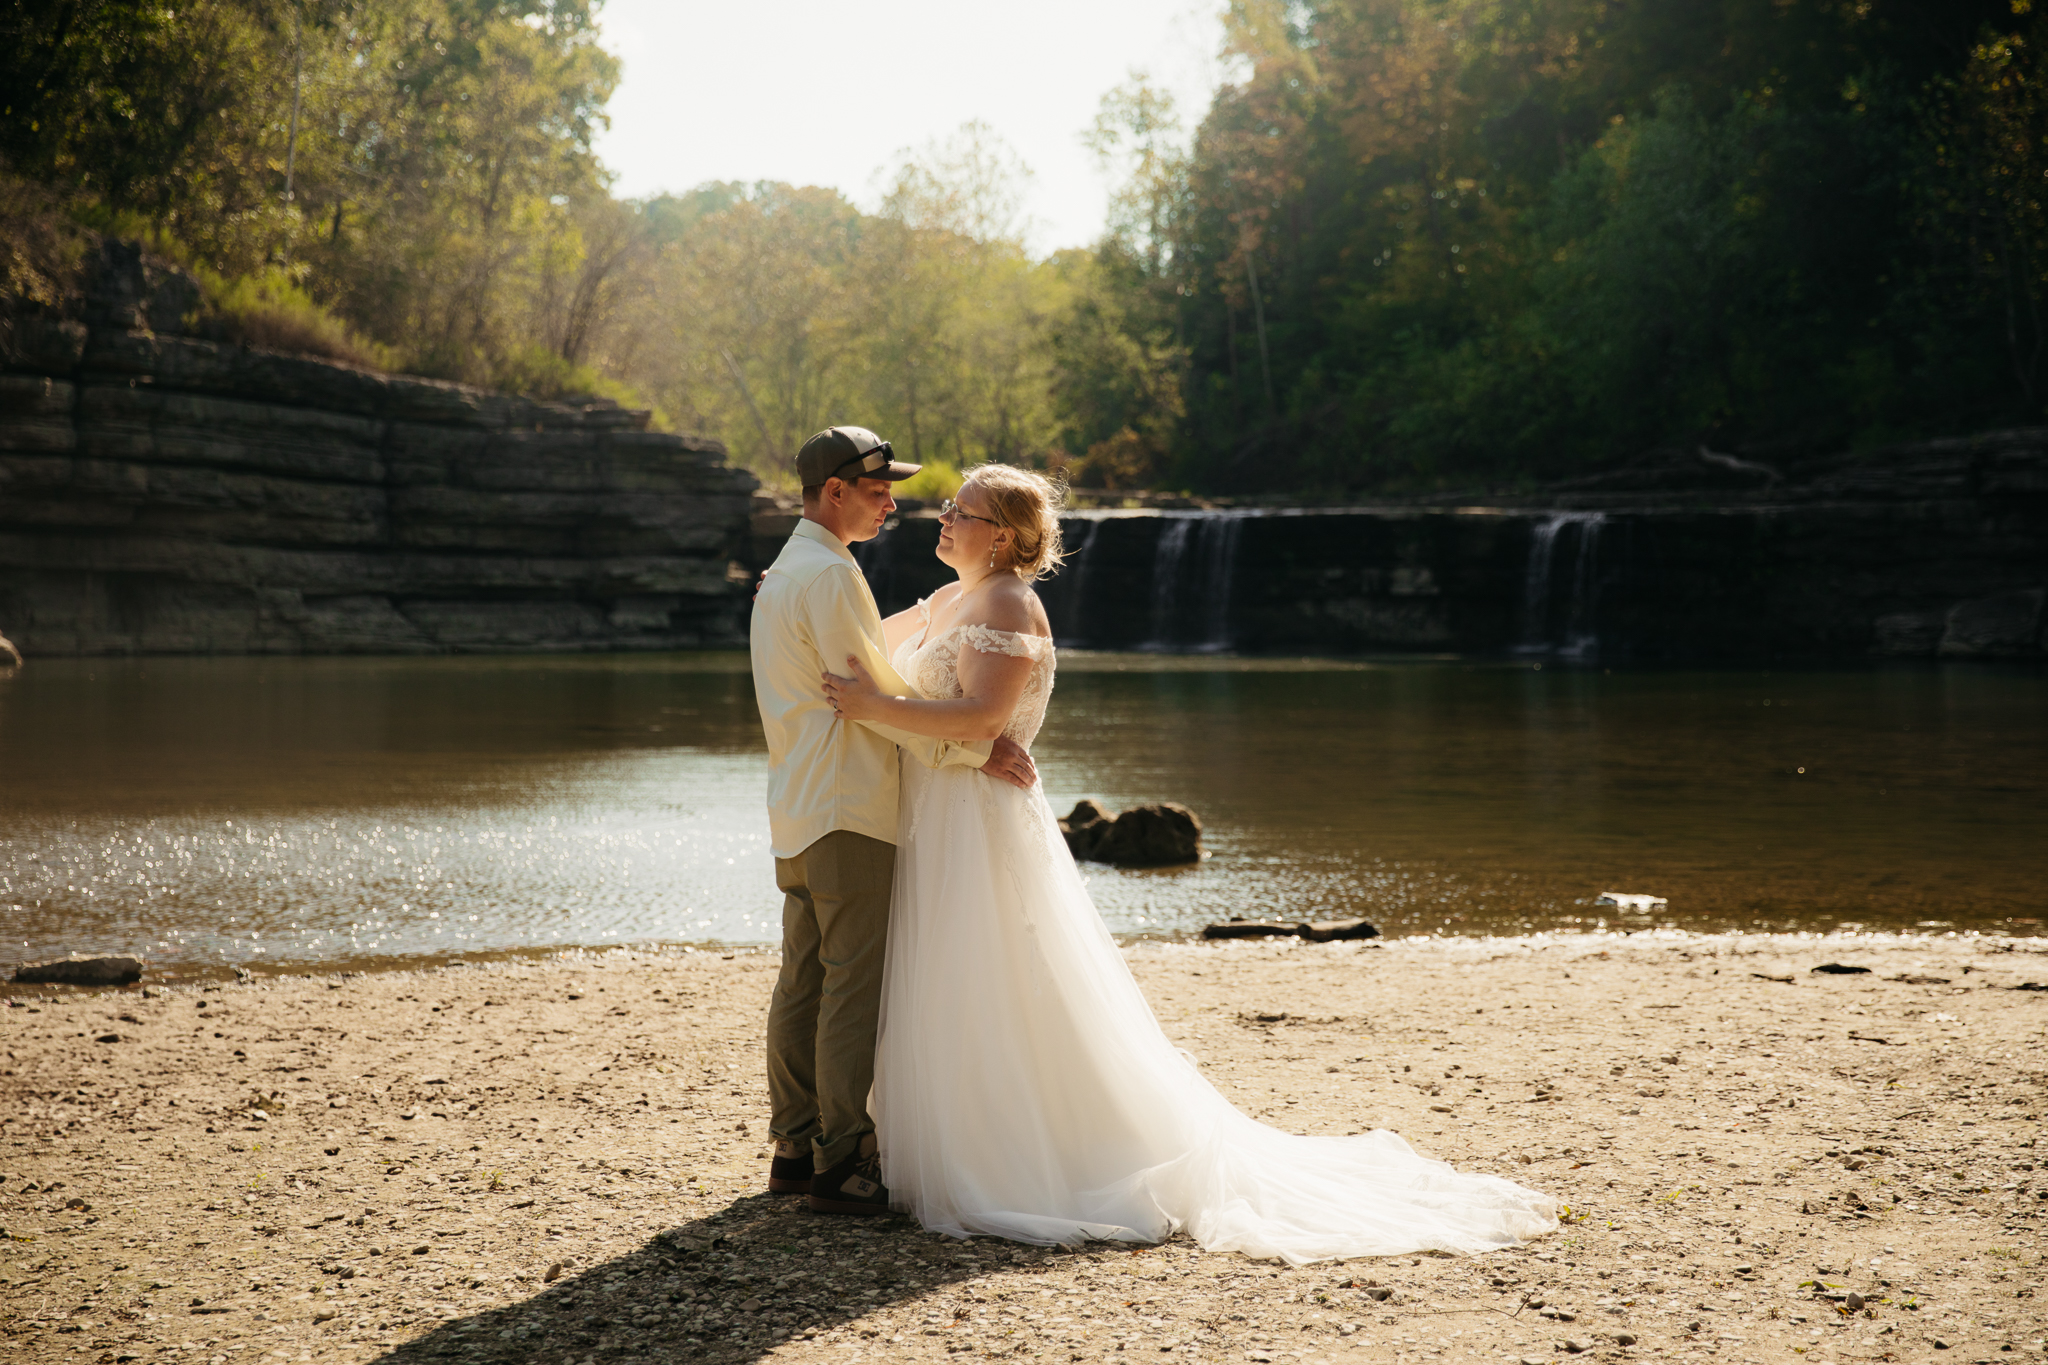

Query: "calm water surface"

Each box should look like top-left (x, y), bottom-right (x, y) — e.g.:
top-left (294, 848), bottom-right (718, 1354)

top-left (2, 654), bottom-right (2041, 976)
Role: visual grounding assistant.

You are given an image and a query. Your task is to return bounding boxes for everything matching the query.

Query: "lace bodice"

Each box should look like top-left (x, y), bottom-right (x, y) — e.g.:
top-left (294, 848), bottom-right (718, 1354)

top-left (890, 597), bottom-right (1056, 748)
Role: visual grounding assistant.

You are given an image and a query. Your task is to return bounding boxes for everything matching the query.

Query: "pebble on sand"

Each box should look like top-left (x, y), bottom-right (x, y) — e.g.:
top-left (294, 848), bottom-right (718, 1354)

top-left (3, 931), bottom-right (2038, 1365)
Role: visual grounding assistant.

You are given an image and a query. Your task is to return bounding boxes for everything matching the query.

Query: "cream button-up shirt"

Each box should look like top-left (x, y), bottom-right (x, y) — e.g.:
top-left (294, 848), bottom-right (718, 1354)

top-left (750, 518), bottom-right (992, 859)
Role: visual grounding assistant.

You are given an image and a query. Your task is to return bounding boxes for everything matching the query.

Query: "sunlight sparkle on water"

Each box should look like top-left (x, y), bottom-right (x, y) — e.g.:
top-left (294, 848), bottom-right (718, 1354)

top-left (2, 654), bottom-right (2041, 974)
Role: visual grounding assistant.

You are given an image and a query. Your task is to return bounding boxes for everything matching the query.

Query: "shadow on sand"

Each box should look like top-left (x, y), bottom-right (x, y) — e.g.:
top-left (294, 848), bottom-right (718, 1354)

top-left (365, 1191), bottom-right (1090, 1365)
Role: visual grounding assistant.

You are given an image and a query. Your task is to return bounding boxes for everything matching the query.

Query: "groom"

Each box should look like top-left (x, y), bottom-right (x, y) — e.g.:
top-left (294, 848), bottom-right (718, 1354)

top-left (750, 425), bottom-right (1037, 1216)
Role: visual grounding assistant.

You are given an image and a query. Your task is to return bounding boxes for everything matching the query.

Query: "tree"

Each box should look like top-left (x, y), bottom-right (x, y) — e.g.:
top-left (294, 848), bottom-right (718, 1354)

top-left (1138, 0), bottom-right (2029, 492)
top-left (1917, 13), bottom-right (2048, 412)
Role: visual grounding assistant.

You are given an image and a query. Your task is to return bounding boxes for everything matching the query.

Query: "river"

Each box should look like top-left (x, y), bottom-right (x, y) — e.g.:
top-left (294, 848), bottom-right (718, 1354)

top-left (2, 654), bottom-right (2040, 978)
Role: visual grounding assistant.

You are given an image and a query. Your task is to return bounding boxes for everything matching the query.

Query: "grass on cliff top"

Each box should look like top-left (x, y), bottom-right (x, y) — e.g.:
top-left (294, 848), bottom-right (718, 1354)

top-left (7, 175), bottom-right (674, 417)
top-left (484, 339), bottom-right (657, 413)
top-left (80, 206), bottom-right (393, 372)
top-left (0, 179), bottom-right (391, 373)
top-left (185, 258), bottom-right (395, 372)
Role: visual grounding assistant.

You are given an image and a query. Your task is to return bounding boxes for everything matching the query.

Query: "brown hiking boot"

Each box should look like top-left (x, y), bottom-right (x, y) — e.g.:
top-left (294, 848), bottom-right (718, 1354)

top-left (768, 1139), bottom-right (813, 1195)
top-left (808, 1134), bottom-right (891, 1216)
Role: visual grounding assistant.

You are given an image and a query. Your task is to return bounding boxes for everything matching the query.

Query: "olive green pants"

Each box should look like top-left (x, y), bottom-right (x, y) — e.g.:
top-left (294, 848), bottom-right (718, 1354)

top-left (766, 829), bottom-right (897, 1172)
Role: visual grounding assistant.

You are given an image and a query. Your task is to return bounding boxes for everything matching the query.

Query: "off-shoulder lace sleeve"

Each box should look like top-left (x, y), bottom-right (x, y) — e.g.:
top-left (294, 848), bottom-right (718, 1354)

top-left (915, 595), bottom-right (933, 626)
top-left (960, 625), bottom-right (1054, 660)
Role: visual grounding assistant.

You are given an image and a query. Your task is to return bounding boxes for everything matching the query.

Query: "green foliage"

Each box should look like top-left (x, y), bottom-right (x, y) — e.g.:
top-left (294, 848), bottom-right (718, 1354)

top-left (1, 0), bottom-right (626, 394)
top-left (893, 459), bottom-right (965, 501)
top-left (187, 261), bottom-right (394, 370)
top-left (0, 0), bottom-right (272, 216)
top-left (1149, 0), bottom-right (2041, 493)
top-left (0, 172), bottom-right (93, 355)
top-left (1913, 19), bottom-right (2048, 411)
top-left (7, 0), bottom-right (2037, 491)
top-left (52, 195), bottom-right (392, 367)
top-left (618, 137), bottom-right (1115, 485)
top-left (1529, 92), bottom-right (1777, 445)
top-left (480, 339), bottom-right (635, 404)
top-left (1046, 244), bottom-right (1186, 488)
top-left (0, 4), bottom-right (1183, 469)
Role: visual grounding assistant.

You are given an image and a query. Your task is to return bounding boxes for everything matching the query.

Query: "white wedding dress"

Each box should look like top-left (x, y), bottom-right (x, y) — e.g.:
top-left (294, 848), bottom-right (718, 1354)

top-left (871, 605), bottom-right (1558, 1262)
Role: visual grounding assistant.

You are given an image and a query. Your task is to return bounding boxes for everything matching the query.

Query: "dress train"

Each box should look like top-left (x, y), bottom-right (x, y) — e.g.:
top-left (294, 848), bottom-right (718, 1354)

top-left (870, 620), bottom-right (1556, 1262)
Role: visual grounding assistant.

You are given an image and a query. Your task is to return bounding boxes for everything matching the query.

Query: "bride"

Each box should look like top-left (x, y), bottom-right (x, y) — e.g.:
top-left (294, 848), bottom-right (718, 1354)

top-left (820, 465), bottom-right (1556, 1262)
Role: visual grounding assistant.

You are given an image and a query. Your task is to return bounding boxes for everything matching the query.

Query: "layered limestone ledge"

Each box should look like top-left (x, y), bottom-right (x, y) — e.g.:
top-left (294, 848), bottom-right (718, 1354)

top-left (848, 432), bottom-right (2048, 662)
top-left (0, 314), bottom-right (760, 656)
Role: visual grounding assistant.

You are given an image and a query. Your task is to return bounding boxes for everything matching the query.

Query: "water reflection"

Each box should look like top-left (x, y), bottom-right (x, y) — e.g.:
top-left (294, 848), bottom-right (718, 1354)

top-left (1, 656), bottom-right (772, 972)
top-left (1045, 657), bottom-right (2046, 937)
top-left (1, 653), bottom-right (2040, 976)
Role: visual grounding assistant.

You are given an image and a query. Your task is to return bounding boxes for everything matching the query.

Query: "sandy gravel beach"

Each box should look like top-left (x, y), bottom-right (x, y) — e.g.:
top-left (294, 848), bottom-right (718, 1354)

top-left (3, 930), bottom-right (2044, 1365)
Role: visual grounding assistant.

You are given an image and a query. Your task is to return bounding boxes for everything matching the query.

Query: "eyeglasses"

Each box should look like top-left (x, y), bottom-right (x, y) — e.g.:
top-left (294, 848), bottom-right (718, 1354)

top-left (938, 498), bottom-right (999, 528)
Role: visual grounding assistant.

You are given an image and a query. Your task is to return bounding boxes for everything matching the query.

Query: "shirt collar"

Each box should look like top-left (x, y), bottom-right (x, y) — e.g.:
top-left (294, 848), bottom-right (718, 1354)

top-left (793, 516), bottom-right (857, 564)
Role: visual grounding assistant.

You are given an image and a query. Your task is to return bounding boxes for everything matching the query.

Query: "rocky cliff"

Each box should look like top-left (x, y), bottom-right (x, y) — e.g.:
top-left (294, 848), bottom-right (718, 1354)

top-left (852, 430), bottom-right (2048, 663)
top-left (0, 245), bottom-right (758, 655)
top-left (6, 245), bottom-right (2040, 664)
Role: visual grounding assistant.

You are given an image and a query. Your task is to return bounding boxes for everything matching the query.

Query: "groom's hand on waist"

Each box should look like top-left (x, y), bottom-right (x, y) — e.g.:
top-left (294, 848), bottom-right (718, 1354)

top-left (979, 736), bottom-right (1037, 790)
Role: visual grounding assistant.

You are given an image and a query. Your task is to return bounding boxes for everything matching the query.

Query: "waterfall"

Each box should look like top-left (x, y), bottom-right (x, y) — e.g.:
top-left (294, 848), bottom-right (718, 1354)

top-left (1144, 518), bottom-right (1196, 649)
top-left (1130, 510), bottom-right (1257, 651)
top-left (1518, 515), bottom-right (1567, 647)
top-left (1048, 518), bottom-right (1096, 646)
top-left (1195, 511), bottom-right (1250, 652)
top-left (1560, 514), bottom-right (1604, 660)
top-left (1517, 511), bottom-right (1606, 658)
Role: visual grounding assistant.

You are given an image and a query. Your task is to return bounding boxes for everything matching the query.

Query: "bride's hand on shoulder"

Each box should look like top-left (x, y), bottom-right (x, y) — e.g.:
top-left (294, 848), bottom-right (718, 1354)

top-left (822, 655), bottom-right (884, 721)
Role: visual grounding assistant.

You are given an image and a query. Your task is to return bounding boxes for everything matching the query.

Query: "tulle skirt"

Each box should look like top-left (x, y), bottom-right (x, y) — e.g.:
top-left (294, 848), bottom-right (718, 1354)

top-left (870, 762), bottom-right (1558, 1263)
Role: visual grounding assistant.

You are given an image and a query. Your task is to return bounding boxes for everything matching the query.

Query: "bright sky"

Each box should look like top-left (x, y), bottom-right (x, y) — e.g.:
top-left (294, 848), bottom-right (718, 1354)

top-left (590, 0), bottom-right (1230, 254)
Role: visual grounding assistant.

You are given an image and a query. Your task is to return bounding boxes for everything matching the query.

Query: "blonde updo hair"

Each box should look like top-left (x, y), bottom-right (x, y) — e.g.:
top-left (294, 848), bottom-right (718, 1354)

top-left (961, 463), bottom-right (1067, 582)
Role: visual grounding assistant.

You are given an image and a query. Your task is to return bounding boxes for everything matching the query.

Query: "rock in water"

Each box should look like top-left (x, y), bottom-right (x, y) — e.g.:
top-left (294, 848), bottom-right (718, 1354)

top-left (1097, 803), bottom-right (1203, 865)
top-left (1595, 891), bottom-right (1667, 910)
top-left (1060, 800), bottom-right (1203, 866)
top-left (1057, 799), bottom-right (1114, 861)
top-left (14, 955), bottom-right (144, 986)
top-left (1811, 963), bottom-right (1872, 975)
top-left (1939, 588), bottom-right (2046, 658)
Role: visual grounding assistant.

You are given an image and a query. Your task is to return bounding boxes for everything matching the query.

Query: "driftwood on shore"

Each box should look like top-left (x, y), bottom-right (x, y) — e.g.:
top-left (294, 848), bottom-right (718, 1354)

top-left (1202, 917), bottom-right (1381, 943)
top-left (12, 954), bottom-right (144, 985)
